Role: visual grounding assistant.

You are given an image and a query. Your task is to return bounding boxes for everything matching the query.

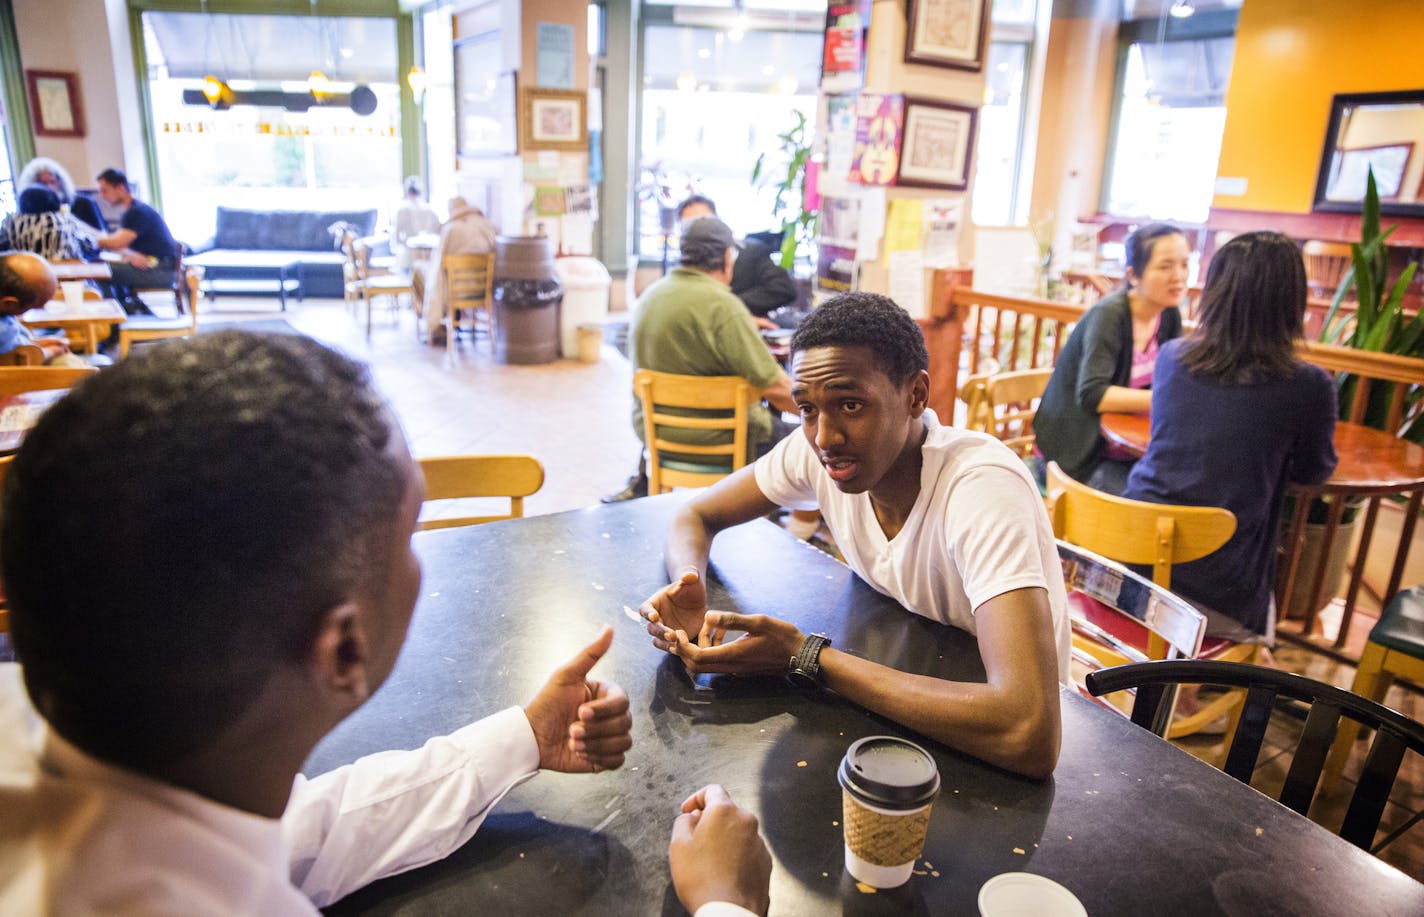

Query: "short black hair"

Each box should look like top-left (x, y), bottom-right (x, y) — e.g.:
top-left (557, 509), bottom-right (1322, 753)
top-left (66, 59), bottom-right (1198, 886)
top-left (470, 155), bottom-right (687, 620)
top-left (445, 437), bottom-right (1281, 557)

top-left (790, 292), bottom-right (928, 386)
top-left (676, 194), bottom-right (717, 220)
top-left (3, 331), bottom-right (408, 770)
top-left (96, 167), bottom-right (129, 189)
top-left (1123, 222), bottom-right (1185, 283)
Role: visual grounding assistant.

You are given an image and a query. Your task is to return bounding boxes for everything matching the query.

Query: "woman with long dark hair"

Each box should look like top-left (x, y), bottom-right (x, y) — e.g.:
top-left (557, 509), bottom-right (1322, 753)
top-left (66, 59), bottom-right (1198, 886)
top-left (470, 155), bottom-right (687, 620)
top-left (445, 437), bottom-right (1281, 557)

top-left (1033, 223), bottom-right (1189, 494)
top-left (1123, 231), bottom-right (1337, 639)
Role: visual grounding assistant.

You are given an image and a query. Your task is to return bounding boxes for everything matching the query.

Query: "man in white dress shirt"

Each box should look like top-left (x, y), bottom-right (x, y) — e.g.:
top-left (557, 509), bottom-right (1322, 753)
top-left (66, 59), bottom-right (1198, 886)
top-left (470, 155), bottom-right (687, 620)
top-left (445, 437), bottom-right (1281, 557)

top-left (0, 330), bottom-right (771, 915)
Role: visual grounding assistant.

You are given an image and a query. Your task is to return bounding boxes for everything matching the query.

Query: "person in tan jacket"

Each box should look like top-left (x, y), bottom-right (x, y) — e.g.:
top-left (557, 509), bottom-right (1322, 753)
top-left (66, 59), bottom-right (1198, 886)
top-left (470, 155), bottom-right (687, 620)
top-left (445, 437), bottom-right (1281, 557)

top-left (413, 197), bottom-right (498, 346)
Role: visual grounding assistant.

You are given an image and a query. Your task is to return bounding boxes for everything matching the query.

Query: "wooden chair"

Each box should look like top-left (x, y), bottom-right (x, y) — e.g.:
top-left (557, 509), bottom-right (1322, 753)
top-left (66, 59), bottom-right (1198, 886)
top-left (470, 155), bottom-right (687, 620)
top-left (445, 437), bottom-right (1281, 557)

top-left (442, 252), bottom-right (495, 353)
top-left (354, 236), bottom-right (414, 336)
top-left (0, 365), bottom-right (99, 396)
top-left (963, 367), bottom-right (1054, 458)
top-left (1086, 660), bottom-right (1424, 853)
top-left (416, 454), bottom-right (545, 530)
top-left (635, 370), bottom-right (756, 494)
top-left (1302, 240), bottom-right (1354, 300)
top-left (1046, 461), bottom-right (1249, 737)
top-left (1324, 586), bottom-right (1424, 790)
top-left (118, 266), bottom-right (201, 357)
top-left (0, 344), bottom-right (45, 366)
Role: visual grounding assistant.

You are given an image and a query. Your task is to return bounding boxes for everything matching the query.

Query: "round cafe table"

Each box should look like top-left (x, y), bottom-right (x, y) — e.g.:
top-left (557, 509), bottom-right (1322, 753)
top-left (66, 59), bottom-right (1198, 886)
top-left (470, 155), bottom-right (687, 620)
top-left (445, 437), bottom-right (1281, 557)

top-left (1099, 412), bottom-right (1424, 649)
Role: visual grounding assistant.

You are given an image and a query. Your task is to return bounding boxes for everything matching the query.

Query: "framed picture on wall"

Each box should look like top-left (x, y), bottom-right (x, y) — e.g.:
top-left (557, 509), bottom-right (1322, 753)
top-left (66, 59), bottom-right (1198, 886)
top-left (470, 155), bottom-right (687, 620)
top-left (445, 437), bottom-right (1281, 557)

top-left (26, 70), bottom-right (85, 138)
top-left (454, 33), bottom-right (517, 157)
top-left (520, 88), bottom-right (587, 151)
top-left (896, 97), bottom-right (977, 190)
top-left (904, 0), bottom-right (989, 72)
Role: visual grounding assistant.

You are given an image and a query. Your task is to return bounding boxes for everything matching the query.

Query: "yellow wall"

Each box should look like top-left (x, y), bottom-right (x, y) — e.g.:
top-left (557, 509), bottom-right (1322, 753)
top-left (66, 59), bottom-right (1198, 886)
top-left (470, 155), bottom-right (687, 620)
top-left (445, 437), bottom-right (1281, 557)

top-left (1212, 0), bottom-right (1424, 214)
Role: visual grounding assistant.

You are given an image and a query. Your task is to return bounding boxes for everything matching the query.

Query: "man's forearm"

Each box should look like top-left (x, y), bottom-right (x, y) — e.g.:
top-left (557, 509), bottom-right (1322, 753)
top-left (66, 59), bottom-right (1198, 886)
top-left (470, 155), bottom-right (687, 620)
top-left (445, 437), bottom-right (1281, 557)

top-left (819, 650), bottom-right (1061, 779)
top-left (664, 503), bottom-right (715, 582)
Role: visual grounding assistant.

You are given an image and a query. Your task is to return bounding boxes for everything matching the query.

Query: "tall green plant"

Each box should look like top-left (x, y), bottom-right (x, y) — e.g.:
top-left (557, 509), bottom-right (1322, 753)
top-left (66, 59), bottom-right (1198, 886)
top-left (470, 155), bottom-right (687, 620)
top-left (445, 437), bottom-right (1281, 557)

top-left (1317, 169), bottom-right (1423, 440)
top-left (751, 110), bottom-right (816, 271)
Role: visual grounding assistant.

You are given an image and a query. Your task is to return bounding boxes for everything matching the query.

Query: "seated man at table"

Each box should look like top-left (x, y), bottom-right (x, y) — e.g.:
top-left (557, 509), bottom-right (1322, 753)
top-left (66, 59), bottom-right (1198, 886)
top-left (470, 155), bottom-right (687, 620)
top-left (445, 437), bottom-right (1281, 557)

top-left (640, 292), bottom-right (1070, 779)
top-left (0, 330), bottom-right (769, 915)
top-left (412, 195), bottom-right (498, 346)
top-left (603, 216), bottom-right (796, 503)
top-left (676, 195), bottom-right (798, 326)
top-left (93, 167), bottom-right (178, 316)
top-left (0, 251), bottom-right (87, 367)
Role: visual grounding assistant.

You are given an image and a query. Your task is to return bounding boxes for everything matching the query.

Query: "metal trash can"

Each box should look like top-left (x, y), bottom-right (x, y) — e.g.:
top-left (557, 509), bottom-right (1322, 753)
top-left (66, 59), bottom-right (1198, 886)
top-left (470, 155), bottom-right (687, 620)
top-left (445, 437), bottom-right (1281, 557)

top-left (492, 235), bottom-right (562, 364)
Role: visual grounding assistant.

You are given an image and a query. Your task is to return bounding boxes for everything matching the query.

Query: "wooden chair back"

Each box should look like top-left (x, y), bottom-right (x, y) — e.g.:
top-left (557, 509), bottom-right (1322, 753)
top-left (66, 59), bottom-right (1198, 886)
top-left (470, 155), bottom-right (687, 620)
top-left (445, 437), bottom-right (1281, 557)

top-left (416, 454), bottom-right (545, 530)
top-left (1045, 461), bottom-right (1236, 590)
top-left (634, 369), bottom-right (754, 494)
top-left (1086, 659), bottom-right (1424, 852)
top-left (964, 367), bottom-right (1053, 457)
top-left (354, 236), bottom-right (414, 335)
top-left (442, 252), bottom-right (495, 351)
top-left (0, 344), bottom-right (45, 366)
top-left (0, 365), bottom-right (99, 397)
top-left (1302, 240), bottom-right (1354, 299)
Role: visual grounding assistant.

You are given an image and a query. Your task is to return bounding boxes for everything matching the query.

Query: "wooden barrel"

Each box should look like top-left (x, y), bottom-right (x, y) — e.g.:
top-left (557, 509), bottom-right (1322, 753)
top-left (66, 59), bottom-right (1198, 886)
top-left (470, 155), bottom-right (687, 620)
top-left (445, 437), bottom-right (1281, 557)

top-left (492, 235), bottom-right (562, 364)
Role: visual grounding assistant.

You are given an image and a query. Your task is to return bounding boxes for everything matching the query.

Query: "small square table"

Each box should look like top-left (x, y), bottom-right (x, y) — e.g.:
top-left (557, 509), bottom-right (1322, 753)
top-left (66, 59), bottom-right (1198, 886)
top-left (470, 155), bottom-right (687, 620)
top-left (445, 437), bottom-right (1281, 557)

top-left (22, 299), bottom-right (127, 355)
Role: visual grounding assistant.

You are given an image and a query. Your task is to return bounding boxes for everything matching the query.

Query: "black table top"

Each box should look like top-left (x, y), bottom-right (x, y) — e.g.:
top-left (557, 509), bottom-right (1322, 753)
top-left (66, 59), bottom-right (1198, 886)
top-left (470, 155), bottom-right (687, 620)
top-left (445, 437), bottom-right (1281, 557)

top-left (308, 495), bottom-right (1422, 916)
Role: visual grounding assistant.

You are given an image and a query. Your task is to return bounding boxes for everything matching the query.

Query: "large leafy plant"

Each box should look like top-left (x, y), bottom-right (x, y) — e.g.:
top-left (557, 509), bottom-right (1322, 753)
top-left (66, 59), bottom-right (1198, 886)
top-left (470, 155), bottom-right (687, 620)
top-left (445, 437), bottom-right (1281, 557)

top-left (751, 110), bottom-right (817, 271)
top-left (1318, 169), bottom-right (1423, 441)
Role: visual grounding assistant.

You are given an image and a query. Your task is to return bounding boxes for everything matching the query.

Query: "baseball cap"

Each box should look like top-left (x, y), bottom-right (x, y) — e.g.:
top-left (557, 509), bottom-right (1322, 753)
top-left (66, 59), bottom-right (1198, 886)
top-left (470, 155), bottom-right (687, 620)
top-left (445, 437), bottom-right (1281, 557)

top-left (680, 217), bottom-right (740, 265)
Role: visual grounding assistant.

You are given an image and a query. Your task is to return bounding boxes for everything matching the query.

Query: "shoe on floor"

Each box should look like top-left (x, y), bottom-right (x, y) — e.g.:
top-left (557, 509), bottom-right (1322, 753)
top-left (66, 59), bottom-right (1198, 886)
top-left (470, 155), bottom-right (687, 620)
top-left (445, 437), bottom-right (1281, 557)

top-left (601, 473), bottom-right (648, 503)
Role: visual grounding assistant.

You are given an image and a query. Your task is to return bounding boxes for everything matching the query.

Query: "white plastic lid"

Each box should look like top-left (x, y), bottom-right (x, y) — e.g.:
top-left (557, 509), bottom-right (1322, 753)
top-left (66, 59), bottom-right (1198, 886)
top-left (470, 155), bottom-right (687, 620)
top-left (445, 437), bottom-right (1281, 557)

top-left (978, 872), bottom-right (1087, 917)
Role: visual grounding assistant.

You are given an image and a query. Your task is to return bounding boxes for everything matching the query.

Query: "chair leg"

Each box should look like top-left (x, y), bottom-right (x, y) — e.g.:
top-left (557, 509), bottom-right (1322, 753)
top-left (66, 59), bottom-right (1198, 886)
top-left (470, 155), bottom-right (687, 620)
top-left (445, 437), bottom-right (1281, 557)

top-left (1323, 641), bottom-right (1391, 787)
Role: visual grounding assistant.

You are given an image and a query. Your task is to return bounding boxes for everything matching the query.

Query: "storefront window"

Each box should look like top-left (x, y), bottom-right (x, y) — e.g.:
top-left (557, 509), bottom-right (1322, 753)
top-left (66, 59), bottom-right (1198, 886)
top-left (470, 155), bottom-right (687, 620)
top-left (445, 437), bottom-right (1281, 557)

top-left (637, 17), bottom-right (823, 261)
top-left (141, 12), bottom-right (403, 244)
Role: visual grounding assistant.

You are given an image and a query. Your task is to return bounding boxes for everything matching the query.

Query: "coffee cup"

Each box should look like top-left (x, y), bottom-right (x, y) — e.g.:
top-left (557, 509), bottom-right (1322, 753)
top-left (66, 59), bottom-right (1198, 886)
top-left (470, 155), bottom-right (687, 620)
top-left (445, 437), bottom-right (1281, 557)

top-left (60, 281), bottom-right (85, 312)
top-left (838, 735), bottom-right (940, 888)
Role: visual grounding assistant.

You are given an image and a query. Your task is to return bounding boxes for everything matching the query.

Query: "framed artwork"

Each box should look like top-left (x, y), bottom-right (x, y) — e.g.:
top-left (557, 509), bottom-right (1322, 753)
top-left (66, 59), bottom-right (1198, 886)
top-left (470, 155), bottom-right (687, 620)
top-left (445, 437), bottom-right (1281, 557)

top-left (454, 33), bottom-right (517, 157)
top-left (904, 0), bottom-right (989, 72)
top-left (26, 70), bottom-right (85, 138)
top-left (520, 88), bottom-right (587, 151)
top-left (896, 97), bottom-right (978, 191)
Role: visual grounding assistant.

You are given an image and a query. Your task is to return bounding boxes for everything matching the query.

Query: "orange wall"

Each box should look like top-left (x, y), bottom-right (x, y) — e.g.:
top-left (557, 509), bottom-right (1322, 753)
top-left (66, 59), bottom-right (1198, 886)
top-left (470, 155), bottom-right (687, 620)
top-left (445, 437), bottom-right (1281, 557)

top-left (1212, 0), bottom-right (1424, 214)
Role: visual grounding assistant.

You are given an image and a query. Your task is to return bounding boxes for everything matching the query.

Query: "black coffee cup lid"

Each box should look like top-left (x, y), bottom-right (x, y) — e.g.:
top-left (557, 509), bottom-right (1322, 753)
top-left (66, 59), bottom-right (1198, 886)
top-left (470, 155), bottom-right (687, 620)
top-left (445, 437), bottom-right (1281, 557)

top-left (838, 736), bottom-right (941, 808)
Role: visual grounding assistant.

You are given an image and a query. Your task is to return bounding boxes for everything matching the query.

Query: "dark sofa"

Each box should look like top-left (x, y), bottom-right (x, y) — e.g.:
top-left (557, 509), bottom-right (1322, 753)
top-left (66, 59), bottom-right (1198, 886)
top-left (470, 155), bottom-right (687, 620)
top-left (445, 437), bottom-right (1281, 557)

top-left (194, 207), bottom-right (379, 299)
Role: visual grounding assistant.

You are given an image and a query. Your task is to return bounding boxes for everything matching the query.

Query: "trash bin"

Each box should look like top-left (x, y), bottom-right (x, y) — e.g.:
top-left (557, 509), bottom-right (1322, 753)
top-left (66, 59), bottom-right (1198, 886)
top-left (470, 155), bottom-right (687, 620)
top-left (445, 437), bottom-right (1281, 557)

top-left (492, 236), bottom-right (562, 364)
top-left (554, 257), bottom-right (611, 359)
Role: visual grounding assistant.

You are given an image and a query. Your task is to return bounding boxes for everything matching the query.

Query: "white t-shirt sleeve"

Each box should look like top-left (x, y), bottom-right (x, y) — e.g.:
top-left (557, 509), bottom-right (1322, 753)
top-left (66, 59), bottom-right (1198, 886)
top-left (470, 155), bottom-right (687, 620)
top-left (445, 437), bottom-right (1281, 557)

top-left (946, 464), bottom-right (1054, 613)
top-left (752, 430), bottom-right (820, 511)
top-left (694, 903), bottom-right (761, 917)
top-left (282, 706), bottom-right (540, 907)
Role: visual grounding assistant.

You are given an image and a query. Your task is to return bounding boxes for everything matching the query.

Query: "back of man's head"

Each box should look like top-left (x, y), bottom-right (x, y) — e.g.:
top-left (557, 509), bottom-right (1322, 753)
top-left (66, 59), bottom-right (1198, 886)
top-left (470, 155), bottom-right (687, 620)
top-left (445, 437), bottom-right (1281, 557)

top-left (679, 217), bottom-right (737, 273)
top-left (0, 251), bottom-right (56, 312)
top-left (791, 292), bottom-right (929, 386)
top-left (18, 185), bottom-right (61, 215)
top-left (96, 168), bottom-right (129, 190)
top-left (2, 331), bottom-right (408, 770)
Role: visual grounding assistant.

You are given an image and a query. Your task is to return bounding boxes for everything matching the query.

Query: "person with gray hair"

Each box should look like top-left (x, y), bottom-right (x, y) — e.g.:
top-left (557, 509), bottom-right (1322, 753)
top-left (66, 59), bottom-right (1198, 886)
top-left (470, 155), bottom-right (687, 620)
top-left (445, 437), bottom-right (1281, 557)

top-left (393, 175), bottom-right (441, 270)
top-left (15, 157), bottom-right (105, 232)
top-left (602, 216), bottom-right (795, 503)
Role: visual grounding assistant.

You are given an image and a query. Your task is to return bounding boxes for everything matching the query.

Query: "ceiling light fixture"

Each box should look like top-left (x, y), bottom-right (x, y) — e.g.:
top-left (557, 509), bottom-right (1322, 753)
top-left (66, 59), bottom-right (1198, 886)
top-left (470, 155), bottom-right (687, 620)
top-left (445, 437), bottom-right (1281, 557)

top-left (1168, 2), bottom-right (1195, 18)
top-left (407, 66), bottom-right (427, 102)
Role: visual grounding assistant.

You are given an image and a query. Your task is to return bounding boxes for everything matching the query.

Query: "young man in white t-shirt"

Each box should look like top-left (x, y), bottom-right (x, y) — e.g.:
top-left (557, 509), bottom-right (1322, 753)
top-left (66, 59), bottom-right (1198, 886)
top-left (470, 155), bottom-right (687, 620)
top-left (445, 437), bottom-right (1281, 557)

top-left (640, 292), bottom-right (1070, 779)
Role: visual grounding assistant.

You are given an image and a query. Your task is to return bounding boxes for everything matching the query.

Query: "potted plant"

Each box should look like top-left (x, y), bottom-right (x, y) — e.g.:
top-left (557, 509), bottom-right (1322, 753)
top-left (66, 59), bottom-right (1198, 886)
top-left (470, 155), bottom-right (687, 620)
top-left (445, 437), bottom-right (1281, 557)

top-left (1284, 169), bottom-right (1422, 617)
top-left (751, 110), bottom-right (817, 276)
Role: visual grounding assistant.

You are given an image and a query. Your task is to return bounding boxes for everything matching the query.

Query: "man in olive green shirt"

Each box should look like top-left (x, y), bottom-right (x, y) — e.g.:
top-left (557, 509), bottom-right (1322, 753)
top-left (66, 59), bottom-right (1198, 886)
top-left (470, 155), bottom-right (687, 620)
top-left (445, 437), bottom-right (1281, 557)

top-left (604, 218), bottom-right (794, 502)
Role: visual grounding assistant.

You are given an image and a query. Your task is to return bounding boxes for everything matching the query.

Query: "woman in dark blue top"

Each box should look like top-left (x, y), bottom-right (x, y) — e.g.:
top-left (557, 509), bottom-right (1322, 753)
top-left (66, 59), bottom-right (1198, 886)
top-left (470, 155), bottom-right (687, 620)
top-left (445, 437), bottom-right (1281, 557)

top-left (1123, 231), bottom-right (1337, 638)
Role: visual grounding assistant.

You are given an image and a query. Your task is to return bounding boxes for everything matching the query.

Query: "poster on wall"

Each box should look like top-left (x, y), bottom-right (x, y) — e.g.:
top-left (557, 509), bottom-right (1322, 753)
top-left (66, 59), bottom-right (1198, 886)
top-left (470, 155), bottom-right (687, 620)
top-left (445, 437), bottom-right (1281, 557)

top-left (850, 93), bottom-right (904, 186)
top-left (536, 23), bottom-right (575, 88)
top-left (821, 0), bottom-right (872, 93)
top-left (817, 244), bottom-right (859, 295)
